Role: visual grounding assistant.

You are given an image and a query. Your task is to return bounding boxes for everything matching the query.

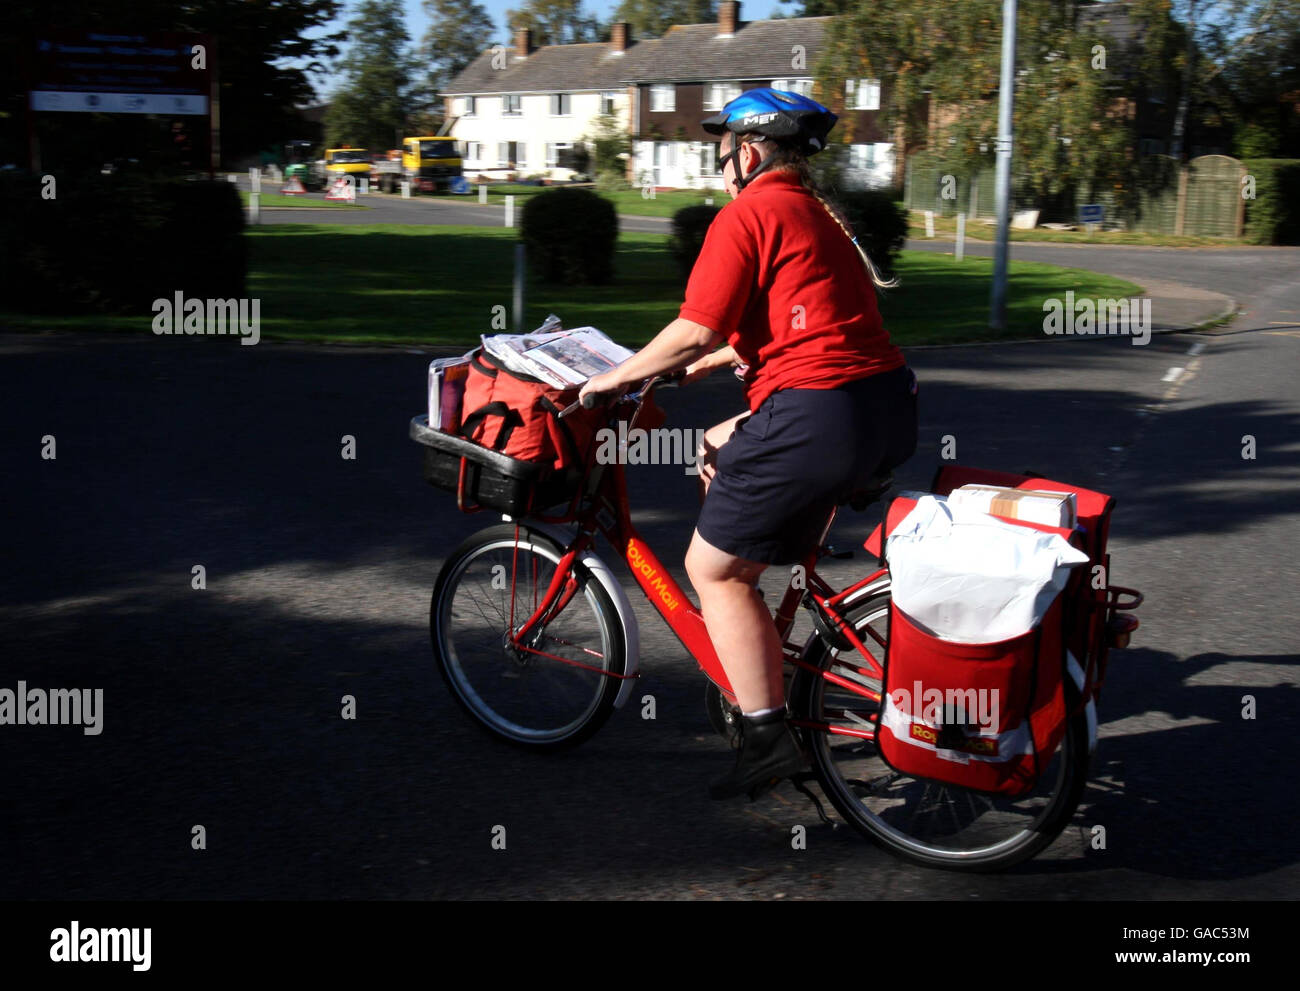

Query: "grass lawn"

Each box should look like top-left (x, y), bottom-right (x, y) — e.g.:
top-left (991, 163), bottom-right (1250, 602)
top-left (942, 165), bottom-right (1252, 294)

top-left (0, 223), bottom-right (1143, 347)
top-left (238, 190), bottom-right (369, 209)
top-left (475, 183), bottom-right (717, 218)
top-left (908, 210), bottom-right (1243, 248)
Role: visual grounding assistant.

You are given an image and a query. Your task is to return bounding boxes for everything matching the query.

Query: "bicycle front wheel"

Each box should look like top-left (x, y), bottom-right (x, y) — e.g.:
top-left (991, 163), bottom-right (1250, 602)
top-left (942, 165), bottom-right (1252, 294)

top-left (431, 523), bottom-right (626, 751)
top-left (791, 587), bottom-right (1090, 872)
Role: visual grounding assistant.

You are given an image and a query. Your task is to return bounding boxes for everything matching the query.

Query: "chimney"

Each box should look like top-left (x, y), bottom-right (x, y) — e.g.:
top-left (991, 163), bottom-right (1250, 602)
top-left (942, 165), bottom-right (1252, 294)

top-left (514, 27), bottom-right (533, 58)
top-left (611, 22), bottom-right (631, 53)
top-left (718, 1), bottom-right (740, 37)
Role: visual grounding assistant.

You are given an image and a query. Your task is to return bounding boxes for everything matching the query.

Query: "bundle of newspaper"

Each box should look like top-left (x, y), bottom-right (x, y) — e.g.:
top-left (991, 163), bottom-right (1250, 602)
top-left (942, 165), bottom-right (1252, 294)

top-left (481, 314), bottom-right (635, 389)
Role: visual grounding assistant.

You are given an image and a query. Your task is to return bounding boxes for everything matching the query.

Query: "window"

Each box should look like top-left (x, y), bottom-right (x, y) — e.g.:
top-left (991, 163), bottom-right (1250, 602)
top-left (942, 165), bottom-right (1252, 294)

top-left (462, 96), bottom-right (476, 116)
top-left (654, 142), bottom-right (677, 168)
top-left (502, 94), bottom-right (521, 115)
top-left (700, 142), bottom-right (719, 175)
top-left (849, 144), bottom-right (876, 170)
top-left (771, 78), bottom-right (813, 97)
top-left (550, 93), bottom-right (571, 116)
top-left (465, 142), bottom-right (482, 164)
top-left (498, 141), bottom-right (525, 167)
top-left (847, 78), bottom-right (880, 111)
top-left (545, 142), bottom-right (574, 167)
top-left (650, 84), bottom-right (675, 112)
top-left (702, 82), bottom-right (741, 110)
top-left (601, 91), bottom-right (618, 116)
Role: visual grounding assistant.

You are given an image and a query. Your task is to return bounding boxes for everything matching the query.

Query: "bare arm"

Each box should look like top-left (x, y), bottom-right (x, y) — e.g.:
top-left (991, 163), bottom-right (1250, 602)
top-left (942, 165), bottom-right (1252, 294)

top-left (684, 344), bottom-right (737, 382)
top-left (579, 317), bottom-right (722, 401)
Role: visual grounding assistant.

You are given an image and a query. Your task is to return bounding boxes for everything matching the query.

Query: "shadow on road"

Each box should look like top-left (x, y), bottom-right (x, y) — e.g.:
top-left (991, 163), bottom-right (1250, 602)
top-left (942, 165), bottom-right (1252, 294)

top-left (2, 330), bottom-right (1293, 897)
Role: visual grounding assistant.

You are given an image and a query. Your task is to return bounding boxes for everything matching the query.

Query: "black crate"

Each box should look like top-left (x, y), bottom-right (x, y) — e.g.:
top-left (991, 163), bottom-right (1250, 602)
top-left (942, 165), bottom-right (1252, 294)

top-left (410, 415), bottom-right (581, 516)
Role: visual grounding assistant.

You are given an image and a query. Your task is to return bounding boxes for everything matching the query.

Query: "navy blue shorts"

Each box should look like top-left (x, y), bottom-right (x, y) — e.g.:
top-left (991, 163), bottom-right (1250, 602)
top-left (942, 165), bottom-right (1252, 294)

top-left (696, 365), bottom-right (918, 565)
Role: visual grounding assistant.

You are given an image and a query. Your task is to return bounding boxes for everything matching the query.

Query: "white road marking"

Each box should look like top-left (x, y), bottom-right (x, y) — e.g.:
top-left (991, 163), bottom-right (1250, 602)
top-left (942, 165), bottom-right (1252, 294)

top-left (1162, 367), bottom-right (1185, 383)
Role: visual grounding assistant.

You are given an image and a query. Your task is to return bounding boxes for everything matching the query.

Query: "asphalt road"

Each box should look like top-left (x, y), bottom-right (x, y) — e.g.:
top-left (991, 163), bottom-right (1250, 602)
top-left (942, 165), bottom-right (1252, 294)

top-left (251, 184), bottom-right (677, 233)
top-left (3, 212), bottom-right (1298, 900)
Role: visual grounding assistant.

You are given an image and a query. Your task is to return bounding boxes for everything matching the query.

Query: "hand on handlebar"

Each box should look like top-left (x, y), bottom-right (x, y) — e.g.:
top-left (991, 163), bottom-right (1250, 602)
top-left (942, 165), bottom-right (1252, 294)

top-left (578, 371), bottom-right (628, 409)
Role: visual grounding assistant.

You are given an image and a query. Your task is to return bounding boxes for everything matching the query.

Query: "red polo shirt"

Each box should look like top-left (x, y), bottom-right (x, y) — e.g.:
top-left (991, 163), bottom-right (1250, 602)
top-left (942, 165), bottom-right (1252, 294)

top-left (678, 169), bottom-right (904, 412)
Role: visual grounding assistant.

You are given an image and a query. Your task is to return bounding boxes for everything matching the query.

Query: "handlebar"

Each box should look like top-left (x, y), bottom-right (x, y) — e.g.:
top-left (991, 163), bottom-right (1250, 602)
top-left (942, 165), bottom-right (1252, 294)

top-left (569, 369), bottom-right (687, 414)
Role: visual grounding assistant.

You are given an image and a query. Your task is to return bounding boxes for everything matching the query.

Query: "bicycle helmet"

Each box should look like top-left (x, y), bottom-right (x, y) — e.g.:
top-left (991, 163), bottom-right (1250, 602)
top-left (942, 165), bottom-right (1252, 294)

top-left (702, 87), bottom-right (837, 158)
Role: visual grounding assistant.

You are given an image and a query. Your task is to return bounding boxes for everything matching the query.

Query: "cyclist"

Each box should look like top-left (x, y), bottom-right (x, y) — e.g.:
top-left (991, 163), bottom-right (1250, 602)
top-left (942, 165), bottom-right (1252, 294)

top-left (578, 88), bottom-right (917, 800)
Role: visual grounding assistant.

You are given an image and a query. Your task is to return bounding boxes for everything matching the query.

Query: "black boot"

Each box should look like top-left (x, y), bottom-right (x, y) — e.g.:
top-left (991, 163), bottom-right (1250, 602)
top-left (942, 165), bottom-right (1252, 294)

top-left (709, 708), bottom-right (806, 801)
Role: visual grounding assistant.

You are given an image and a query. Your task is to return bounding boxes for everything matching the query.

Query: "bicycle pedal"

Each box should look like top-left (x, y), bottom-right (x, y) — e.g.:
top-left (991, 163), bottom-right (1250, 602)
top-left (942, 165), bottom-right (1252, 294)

top-left (789, 775), bottom-right (838, 829)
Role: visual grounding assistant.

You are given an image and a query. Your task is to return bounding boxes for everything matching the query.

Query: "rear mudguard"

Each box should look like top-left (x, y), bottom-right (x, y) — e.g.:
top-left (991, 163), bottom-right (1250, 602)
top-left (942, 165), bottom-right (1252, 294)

top-left (513, 518), bottom-right (642, 710)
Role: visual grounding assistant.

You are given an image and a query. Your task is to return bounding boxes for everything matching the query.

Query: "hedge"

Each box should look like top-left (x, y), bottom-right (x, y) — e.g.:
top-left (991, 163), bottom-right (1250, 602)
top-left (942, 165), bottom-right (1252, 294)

top-left (1242, 159), bottom-right (1300, 245)
top-left (668, 203), bottom-right (722, 280)
top-left (0, 171), bottom-right (246, 314)
top-left (519, 187), bottom-right (619, 285)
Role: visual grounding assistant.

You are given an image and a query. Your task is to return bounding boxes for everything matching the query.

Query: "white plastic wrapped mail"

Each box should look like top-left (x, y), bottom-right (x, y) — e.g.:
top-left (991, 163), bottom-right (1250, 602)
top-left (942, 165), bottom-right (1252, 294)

top-left (886, 495), bottom-right (1090, 643)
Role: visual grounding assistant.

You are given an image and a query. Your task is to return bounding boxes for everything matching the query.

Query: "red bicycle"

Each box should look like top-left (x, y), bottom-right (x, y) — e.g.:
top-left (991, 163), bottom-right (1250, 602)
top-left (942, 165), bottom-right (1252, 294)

top-left (412, 374), bottom-right (1142, 871)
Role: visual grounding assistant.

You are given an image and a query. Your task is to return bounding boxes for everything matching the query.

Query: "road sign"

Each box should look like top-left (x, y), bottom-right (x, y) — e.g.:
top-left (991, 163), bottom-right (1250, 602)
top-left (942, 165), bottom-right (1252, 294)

top-left (1079, 204), bottom-right (1105, 225)
top-left (28, 32), bottom-right (212, 115)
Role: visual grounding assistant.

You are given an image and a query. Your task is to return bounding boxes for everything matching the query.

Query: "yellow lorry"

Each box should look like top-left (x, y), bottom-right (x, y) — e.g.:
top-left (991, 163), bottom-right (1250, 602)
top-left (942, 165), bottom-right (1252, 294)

top-left (371, 136), bottom-right (463, 194)
top-left (308, 147), bottom-right (372, 189)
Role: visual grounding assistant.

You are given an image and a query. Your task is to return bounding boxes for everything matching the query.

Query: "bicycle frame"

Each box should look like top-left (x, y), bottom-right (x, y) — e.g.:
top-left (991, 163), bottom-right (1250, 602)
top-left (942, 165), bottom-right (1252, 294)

top-left (499, 379), bottom-right (893, 735)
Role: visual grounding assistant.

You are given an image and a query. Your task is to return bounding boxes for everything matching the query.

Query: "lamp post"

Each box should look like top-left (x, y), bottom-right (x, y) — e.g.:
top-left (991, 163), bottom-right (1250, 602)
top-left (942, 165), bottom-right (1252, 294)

top-left (989, 0), bottom-right (1018, 330)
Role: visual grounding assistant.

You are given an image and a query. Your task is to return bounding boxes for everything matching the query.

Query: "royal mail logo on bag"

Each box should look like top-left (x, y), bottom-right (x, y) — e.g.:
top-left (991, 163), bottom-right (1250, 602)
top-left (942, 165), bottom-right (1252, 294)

top-left (909, 722), bottom-right (999, 757)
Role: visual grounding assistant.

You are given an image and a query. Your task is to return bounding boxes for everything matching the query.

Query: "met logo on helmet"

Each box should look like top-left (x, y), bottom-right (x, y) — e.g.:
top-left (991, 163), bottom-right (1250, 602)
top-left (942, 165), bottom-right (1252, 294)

top-left (739, 112), bottom-right (777, 127)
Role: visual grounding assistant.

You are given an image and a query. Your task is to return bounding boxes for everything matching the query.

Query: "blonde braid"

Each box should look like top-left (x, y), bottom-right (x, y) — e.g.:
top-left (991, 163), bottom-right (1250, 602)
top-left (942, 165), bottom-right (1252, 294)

top-left (793, 164), bottom-right (899, 290)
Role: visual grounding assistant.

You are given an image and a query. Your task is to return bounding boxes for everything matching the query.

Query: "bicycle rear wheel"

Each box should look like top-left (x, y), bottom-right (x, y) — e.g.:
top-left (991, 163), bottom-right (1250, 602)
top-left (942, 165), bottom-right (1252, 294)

top-left (431, 523), bottom-right (626, 751)
top-left (791, 587), bottom-right (1090, 872)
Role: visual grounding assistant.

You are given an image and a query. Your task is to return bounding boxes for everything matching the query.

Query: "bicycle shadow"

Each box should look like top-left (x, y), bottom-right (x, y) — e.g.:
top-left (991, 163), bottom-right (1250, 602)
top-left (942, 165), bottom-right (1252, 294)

top-left (1002, 643), bottom-right (1300, 879)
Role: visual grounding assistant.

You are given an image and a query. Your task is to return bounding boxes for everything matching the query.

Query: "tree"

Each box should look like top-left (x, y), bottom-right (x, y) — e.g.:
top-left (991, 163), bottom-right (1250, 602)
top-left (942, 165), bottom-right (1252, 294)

top-left (608, 0), bottom-right (716, 38)
top-left (777, 0), bottom-right (852, 14)
top-left (325, 0), bottom-right (421, 151)
top-left (423, 0), bottom-right (498, 95)
top-left (820, 1), bottom-right (1182, 214)
top-left (1, 0), bottom-right (346, 168)
top-left (505, 0), bottom-right (602, 45)
top-left (584, 112), bottom-right (632, 188)
top-left (1193, 0), bottom-right (1300, 157)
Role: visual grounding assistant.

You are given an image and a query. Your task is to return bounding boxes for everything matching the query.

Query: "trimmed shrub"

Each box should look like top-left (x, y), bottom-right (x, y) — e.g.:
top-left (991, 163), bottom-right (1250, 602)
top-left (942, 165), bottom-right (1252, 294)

top-left (833, 189), bottom-right (910, 278)
top-left (519, 187), bottom-right (618, 284)
top-left (668, 203), bottom-right (721, 279)
top-left (1242, 159), bottom-right (1300, 245)
top-left (0, 172), bottom-right (246, 314)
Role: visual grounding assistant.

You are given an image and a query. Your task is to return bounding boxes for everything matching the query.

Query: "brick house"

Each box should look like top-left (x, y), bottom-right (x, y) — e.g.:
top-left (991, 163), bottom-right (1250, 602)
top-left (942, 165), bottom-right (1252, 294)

top-left (442, 2), bottom-right (898, 190)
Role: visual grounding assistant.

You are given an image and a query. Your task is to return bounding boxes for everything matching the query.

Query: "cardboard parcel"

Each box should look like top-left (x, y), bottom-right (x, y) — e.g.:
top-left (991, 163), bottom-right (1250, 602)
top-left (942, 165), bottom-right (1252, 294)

top-left (947, 484), bottom-right (1078, 529)
top-left (886, 495), bottom-right (1089, 644)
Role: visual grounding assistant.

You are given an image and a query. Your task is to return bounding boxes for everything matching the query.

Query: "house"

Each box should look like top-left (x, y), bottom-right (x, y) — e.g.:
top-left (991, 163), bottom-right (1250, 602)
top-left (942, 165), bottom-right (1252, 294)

top-left (442, 25), bottom-right (634, 182)
top-left (442, 2), bottom-right (898, 190)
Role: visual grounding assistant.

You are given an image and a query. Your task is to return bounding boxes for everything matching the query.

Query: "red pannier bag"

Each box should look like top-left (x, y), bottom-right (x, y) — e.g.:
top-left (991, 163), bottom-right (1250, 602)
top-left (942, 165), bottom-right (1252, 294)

top-left (878, 594), bottom-right (1069, 797)
top-left (872, 491), bottom-right (1080, 797)
top-left (928, 466), bottom-right (1117, 702)
top-left (457, 348), bottom-right (602, 473)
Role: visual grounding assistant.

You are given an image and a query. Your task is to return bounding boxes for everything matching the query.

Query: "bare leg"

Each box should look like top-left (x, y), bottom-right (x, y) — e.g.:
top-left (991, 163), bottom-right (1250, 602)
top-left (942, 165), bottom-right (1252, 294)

top-left (684, 529), bottom-right (784, 713)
